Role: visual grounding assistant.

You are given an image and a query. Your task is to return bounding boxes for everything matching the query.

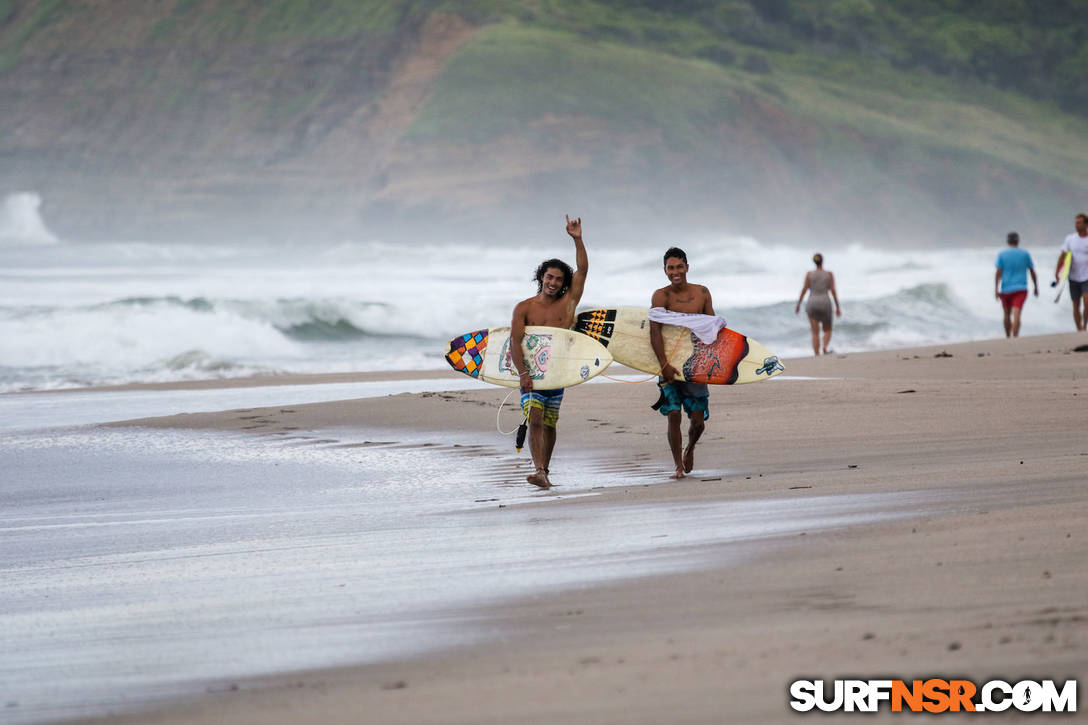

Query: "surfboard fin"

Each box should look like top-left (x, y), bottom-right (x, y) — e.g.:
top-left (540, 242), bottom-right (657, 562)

top-left (515, 422), bottom-right (528, 452)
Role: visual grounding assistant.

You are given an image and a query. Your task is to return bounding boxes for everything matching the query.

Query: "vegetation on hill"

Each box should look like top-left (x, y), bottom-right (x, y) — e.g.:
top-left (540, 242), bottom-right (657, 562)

top-left (1, 1), bottom-right (1086, 244)
top-left (403, 2), bottom-right (1088, 242)
top-left (453, 0), bottom-right (1088, 113)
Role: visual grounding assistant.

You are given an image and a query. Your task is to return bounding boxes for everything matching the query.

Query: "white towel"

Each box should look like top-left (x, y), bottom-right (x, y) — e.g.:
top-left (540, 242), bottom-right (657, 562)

top-left (648, 307), bottom-right (727, 344)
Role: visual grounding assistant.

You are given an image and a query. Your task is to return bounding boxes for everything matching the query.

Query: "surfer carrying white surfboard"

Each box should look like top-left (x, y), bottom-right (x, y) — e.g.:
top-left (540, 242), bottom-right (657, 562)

top-left (1056, 213), bottom-right (1088, 331)
top-left (650, 247), bottom-right (713, 480)
top-left (510, 215), bottom-right (588, 488)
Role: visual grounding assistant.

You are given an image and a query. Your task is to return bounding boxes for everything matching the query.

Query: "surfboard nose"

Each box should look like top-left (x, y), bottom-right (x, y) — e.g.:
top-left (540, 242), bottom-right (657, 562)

top-left (445, 330), bottom-right (488, 378)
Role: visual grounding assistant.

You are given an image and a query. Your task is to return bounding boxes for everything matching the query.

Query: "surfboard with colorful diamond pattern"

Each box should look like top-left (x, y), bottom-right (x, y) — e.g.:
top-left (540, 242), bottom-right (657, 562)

top-left (445, 326), bottom-right (613, 389)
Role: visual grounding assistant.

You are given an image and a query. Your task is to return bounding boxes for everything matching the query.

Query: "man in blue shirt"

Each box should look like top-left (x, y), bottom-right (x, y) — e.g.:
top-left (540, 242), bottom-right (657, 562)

top-left (995, 231), bottom-right (1038, 338)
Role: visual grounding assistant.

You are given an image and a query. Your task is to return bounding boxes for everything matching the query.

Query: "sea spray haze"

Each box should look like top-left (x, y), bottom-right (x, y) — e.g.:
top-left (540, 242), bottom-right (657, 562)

top-left (0, 231), bottom-right (1069, 392)
top-left (0, 192), bottom-right (58, 245)
top-left (0, 2), bottom-right (1086, 245)
top-left (3, 1), bottom-right (1083, 389)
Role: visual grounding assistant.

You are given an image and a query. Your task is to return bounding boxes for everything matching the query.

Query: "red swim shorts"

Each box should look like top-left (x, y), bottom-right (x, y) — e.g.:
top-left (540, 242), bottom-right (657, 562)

top-left (999, 290), bottom-right (1028, 309)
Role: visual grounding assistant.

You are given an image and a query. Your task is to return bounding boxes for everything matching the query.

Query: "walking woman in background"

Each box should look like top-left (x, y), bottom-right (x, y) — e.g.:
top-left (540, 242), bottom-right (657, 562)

top-left (795, 253), bottom-right (842, 355)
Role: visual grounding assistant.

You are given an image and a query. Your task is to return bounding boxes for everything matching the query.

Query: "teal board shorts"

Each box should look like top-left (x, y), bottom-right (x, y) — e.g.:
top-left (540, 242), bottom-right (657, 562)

top-left (652, 380), bottom-right (709, 419)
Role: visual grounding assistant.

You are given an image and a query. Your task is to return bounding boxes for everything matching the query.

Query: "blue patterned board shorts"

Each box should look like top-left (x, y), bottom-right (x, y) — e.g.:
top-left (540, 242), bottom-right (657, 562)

top-left (522, 388), bottom-right (564, 428)
top-left (653, 380), bottom-right (709, 419)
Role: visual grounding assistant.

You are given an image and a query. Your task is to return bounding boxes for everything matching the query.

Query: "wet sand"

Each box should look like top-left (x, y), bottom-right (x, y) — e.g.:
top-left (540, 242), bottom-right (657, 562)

top-left (41, 334), bottom-right (1088, 722)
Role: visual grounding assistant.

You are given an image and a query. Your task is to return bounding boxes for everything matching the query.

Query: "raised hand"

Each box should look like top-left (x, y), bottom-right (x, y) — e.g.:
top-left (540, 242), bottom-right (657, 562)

top-left (566, 214), bottom-right (582, 240)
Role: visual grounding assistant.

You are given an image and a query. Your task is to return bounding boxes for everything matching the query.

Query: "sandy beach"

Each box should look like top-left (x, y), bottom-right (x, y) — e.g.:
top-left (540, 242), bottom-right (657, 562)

top-left (8, 6), bottom-right (1088, 724)
top-left (6, 334), bottom-right (1086, 724)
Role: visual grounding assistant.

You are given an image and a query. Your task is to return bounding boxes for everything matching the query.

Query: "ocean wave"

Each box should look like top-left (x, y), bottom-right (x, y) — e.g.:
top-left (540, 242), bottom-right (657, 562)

top-left (4, 295), bottom-right (403, 342)
top-left (0, 293), bottom-right (447, 391)
top-left (1, 237), bottom-right (1072, 390)
top-left (723, 283), bottom-right (990, 357)
top-left (161, 350), bottom-right (251, 372)
top-left (104, 296), bottom-right (215, 311)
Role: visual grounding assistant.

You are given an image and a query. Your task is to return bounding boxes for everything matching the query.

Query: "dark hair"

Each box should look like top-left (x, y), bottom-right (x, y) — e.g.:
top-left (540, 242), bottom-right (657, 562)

top-left (1006, 231), bottom-right (1019, 244)
top-left (813, 253), bottom-right (823, 266)
top-left (663, 247), bottom-right (687, 265)
top-left (534, 258), bottom-right (573, 296)
top-left (1077, 213), bottom-right (1088, 224)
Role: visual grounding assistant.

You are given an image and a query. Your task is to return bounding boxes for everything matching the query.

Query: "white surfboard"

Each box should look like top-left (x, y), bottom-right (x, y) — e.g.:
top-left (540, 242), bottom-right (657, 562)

top-left (574, 306), bottom-right (784, 385)
top-left (445, 326), bottom-right (612, 389)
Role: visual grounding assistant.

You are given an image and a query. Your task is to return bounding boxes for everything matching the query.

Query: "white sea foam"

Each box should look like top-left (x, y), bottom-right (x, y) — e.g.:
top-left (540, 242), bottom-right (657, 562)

top-left (0, 236), bottom-right (1070, 391)
top-left (0, 192), bottom-right (59, 246)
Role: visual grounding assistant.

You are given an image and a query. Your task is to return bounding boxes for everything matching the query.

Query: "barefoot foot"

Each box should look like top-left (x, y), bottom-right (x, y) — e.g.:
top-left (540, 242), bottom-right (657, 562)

top-left (669, 467), bottom-right (687, 480)
top-left (683, 446), bottom-right (695, 473)
top-left (527, 468), bottom-right (551, 489)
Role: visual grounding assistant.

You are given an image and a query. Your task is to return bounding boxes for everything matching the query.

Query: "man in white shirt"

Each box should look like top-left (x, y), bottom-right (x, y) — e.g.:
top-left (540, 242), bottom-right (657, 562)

top-left (1056, 213), bottom-right (1088, 331)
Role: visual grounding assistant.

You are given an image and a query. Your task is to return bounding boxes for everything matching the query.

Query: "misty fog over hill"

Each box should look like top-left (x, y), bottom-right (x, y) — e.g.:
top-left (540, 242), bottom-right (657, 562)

top-left (2, 0), bottom-right (1087, 247)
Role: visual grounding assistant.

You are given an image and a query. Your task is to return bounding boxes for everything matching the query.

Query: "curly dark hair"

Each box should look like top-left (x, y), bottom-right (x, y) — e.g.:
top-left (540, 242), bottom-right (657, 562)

top-left (663, 247), bottom-right (687, 265)
top-left (534, 258), bottom-right (574, 297)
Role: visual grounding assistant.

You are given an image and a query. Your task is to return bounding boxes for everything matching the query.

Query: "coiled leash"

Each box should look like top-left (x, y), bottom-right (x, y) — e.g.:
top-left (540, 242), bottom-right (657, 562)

top-left (496, 386), bottom-right (531, 451)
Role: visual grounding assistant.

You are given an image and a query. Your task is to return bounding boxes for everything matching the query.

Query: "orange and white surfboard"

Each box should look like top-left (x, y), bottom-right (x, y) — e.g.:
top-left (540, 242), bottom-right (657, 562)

top-left (575, 307), bottom-right (783, 385)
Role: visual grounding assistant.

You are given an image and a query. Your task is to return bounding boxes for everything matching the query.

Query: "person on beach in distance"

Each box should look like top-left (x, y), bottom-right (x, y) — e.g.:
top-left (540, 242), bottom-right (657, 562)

top-left (994, 231), bottom-right (1038, 338)
top-left (510, 215), bottom-right (588, 488)
top-left (794, 253), bottom-right (842, 355)
top-left (1056, 213), bottom-right (1088, 331)
top-left (650, 248), bottom-right (712, 479)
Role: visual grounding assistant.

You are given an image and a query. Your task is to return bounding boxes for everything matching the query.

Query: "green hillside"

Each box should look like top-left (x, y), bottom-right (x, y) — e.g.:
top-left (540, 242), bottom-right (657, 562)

top-left (1, 0), bottom-right (1086, 245)
top-left (466, 0), bottom-right (1088, 115)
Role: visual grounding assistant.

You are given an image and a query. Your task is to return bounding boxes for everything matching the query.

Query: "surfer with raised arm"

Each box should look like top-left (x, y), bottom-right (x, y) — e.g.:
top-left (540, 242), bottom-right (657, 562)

top-left (650, 247), bottom-right (713, 479)
top-left (510, 215), bottom-right (588, 488)
top-left (1056, 213), bottom-right (1088, 331)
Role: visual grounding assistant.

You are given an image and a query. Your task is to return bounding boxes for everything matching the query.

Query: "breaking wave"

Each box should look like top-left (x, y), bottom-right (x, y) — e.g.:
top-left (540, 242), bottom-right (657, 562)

top-left (0, 236), bottom-right (1070, 390)
top-left (0, 192), bottom-right (59, 246)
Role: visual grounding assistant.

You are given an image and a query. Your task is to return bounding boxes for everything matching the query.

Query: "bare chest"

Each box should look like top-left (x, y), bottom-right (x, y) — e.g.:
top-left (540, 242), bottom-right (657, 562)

top-left (525, 298), bottom-right (574, 328)
top-left (663, 288), bottom-right (705, 314)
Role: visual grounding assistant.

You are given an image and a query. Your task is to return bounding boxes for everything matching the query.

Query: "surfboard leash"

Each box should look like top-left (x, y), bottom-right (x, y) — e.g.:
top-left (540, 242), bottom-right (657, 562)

top-left (496, 386), bottom-right (529, 440)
